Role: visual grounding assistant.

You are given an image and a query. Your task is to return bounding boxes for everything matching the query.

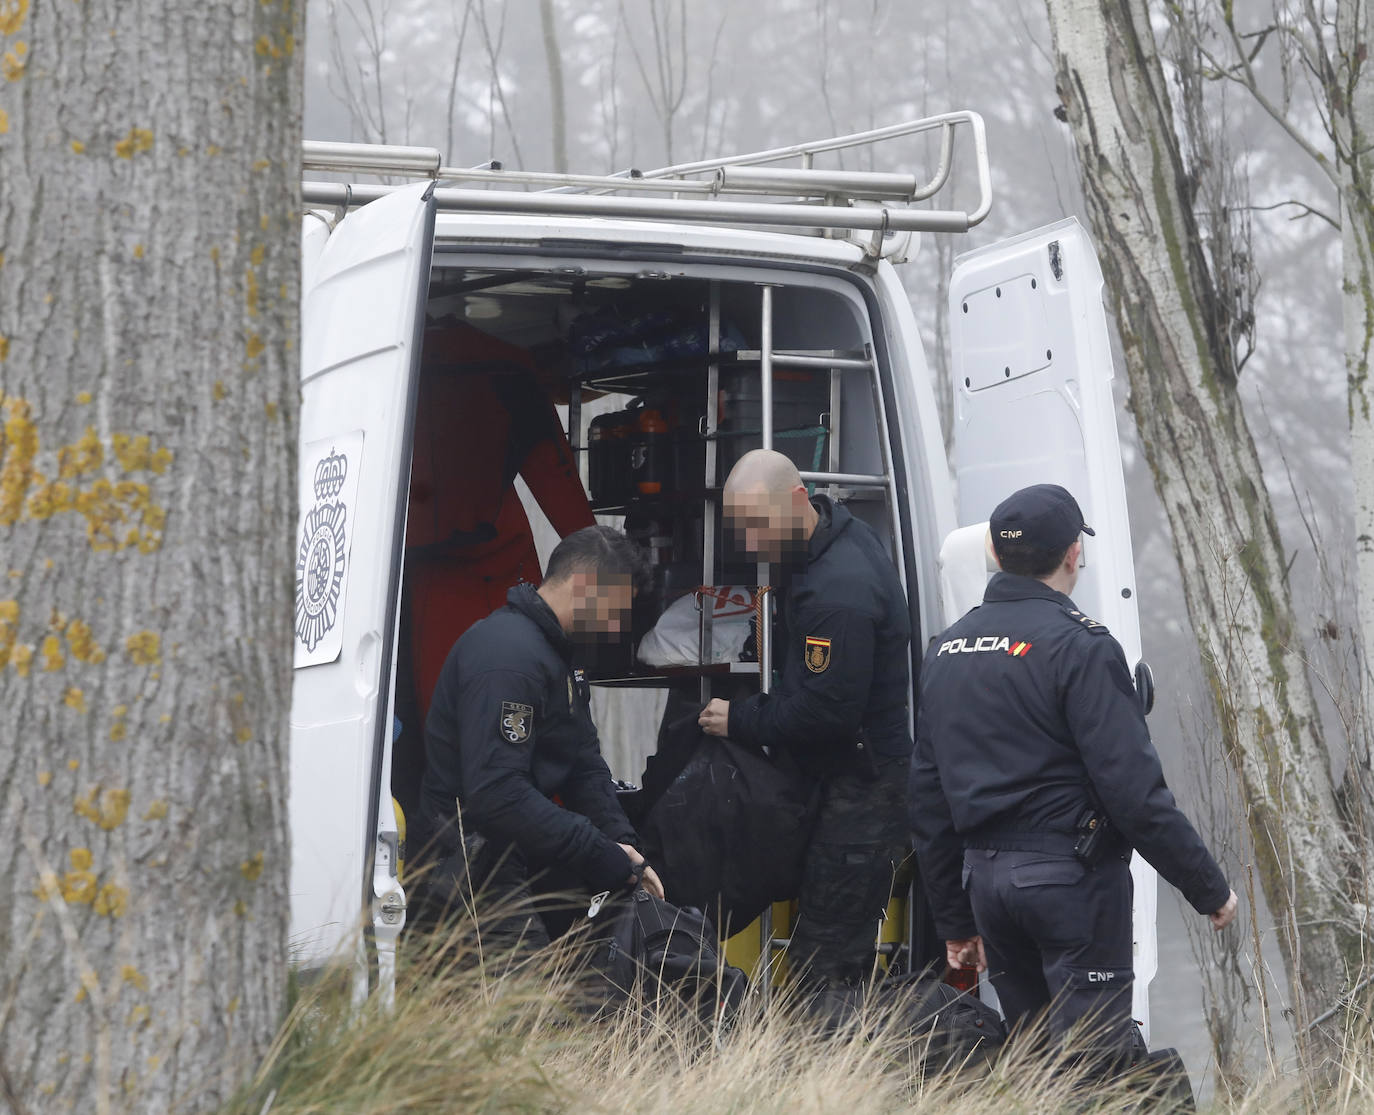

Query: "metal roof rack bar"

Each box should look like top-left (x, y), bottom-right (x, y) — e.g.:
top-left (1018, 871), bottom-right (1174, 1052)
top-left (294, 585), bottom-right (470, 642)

top-left (301, 180), bottom-right (982, 234)
top-left (302, 111), bottom-right (993, 232)
top-left (303, 140), bottom-right (442, 177)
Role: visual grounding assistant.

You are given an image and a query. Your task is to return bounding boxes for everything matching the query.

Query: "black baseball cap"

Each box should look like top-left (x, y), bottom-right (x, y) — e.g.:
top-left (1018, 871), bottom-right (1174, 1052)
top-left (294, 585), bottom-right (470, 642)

top-left (990, 484), bottom-right (1095, 551)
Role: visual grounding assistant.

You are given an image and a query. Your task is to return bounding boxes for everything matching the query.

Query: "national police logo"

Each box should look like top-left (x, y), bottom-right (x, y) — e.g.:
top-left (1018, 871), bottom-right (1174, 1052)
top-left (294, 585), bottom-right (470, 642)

top-left (805, 635), bottom-right (832, 674)
top-left (500, 701), bottom-right (534, 744)
top-left (295, 448), bottom-right (350, 653)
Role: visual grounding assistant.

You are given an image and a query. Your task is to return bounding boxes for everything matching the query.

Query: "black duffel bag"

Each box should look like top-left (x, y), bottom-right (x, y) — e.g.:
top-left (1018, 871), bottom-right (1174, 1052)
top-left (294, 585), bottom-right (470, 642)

top-left (594, 887), bottom-right (748, 1025)
top-left (809, 970), bottom-right (1006, 1074)
top-left (638, 734), bottom-right (819, 935)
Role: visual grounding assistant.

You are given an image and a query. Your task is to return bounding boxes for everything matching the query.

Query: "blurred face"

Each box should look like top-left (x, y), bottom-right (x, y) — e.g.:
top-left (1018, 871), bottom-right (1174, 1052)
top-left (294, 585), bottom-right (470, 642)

top-left (567, 571), bottom-right (635, 639)
top-left (724, 486), bottom-right (810, 565)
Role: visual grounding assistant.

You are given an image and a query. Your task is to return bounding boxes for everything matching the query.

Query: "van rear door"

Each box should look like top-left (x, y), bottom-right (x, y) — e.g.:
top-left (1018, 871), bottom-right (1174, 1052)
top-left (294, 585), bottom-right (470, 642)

top-left (290, 183), bottom-right (436, 987)
top-left (945, 216), bottom-right (1157, 1037)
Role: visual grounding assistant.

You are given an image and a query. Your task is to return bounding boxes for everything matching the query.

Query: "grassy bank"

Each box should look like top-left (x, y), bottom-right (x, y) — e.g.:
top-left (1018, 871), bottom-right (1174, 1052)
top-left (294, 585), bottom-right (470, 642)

top-left (221, 916), bottom-right (1371, 1115)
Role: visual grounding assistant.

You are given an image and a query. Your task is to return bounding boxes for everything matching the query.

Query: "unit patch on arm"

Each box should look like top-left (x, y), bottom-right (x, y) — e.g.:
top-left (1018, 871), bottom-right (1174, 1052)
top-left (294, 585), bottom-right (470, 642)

top-left (805, 635), bottom-right (832, 673)
top-left (500, 701), bottom-right (535, 744)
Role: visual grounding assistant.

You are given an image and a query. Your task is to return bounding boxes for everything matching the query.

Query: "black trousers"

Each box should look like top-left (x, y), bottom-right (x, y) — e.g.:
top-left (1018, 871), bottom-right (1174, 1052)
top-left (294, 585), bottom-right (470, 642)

top-left (789, 753), bottom-right (908, 986)
top-left (412, 834), bottom-right (597, 960)
top-left (964, 847), bottom-right (1136, 1072)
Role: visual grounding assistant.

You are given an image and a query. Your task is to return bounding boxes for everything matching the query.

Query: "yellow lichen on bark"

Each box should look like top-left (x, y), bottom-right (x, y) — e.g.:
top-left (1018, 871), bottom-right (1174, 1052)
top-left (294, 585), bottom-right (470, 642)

top-left (41, 634), bottom-right (64, 671)
top-left (58, 426), bottom-right (104, 479)
top-left (74, 786), bottom-right (131, 830)
top-left (65, 617), bottom-right (105, 663)
top-left (0, 0), bottom-right (29, 36)
top-left (114, 127), bottom-right (153, 159)
top-left (142, 799), bottom-right (168, 821)
top-left (239, 851), bottom-right (265, 881)
top-left (0, 598), bottom-right (17, 667)
top-left (63, 687), bottom-right (86, 712)
top-left (0, 108), bottom-right (8, 134)
top-left (1, 397), bottom-right (40, 525)
top-left (59, 849), bottom-right (98, 905)
top-left (125, 630), bottom-right (160, 666)
top-left (95, 884), bottom-right (128, 917)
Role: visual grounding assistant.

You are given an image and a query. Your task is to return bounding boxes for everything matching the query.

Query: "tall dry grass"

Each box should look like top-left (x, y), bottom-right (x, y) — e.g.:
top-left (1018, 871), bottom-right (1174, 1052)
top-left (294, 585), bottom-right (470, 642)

top-left (215, 904), bottom-right (1374, 1115)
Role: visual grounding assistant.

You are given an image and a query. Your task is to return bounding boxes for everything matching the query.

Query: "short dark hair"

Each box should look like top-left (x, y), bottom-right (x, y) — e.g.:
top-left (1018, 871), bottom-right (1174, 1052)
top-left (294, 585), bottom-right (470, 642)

top-left (544, 525), bottom-right (652, 594)
top-left (994, 539), bottom-right (1069, 579)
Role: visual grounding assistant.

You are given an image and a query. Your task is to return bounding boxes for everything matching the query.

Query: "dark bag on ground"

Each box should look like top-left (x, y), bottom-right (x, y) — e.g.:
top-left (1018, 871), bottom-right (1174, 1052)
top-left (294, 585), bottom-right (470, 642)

top-left (1131, 1046), bottom-right (1195, 1112)
top-left (638, 733), bottom-right (818, 933)
top-left (811, 970), bottom-right (1005, 1072)
top-left (594, 888), bottom-right (747, 1024)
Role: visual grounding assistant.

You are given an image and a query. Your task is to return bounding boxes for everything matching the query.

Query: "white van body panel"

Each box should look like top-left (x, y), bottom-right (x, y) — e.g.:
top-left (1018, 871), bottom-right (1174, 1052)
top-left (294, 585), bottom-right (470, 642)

top-left (946, 216), bottom-right (1157, 1037)
top-left (289, 183), bottom-right (434, 969)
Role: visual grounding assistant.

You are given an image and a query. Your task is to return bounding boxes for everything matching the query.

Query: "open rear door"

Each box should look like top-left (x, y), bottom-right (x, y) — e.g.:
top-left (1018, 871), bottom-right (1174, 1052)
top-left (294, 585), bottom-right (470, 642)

top-left (289, 183), bottom-right (436, 992)
top-left (946, 216), bottom-right (1157, 1038)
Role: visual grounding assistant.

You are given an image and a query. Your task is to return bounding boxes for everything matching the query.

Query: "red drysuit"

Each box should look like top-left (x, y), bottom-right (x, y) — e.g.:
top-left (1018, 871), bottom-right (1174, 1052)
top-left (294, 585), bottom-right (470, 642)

top-left (406, 323), bottom-right (595, 717)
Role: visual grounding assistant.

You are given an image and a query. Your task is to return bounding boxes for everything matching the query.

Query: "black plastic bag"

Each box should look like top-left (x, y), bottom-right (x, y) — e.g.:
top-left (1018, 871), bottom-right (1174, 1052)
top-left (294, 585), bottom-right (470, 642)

top-left (640, 734), bottom-right (819, 934)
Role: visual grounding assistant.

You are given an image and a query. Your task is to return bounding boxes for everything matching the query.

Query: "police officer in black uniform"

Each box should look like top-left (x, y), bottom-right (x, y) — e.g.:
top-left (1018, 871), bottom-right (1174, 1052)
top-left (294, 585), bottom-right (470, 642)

top-left (699, 449), bottom-right (912, 991)
top-left (910, 484), bottom-right (1237, 1076)
top-left (412, 525), bottom-right (664, 952)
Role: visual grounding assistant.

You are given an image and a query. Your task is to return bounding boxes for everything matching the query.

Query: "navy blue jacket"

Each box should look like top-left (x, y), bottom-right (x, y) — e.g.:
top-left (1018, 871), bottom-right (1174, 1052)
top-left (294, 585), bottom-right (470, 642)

top-left (910, 572), bottom-right (1229, 940)
top-left (416, 584), bottom-right (636, 892)
top-left (729, 496), bottom-right (914, 774)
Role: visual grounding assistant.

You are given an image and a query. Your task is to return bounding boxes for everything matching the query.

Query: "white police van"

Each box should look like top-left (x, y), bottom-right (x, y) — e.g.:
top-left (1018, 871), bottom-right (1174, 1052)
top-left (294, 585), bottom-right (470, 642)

top-left (289, 114), bottom-right (1157, 1030)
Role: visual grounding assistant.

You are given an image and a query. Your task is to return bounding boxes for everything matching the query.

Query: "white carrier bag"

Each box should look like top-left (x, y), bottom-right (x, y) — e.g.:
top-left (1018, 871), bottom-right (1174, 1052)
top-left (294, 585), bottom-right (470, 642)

top-left (638, 586), bottom-right (756, 668)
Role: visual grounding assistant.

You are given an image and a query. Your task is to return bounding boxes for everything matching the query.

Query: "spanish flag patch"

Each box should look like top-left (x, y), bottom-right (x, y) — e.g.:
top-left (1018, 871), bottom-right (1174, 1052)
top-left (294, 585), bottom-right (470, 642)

top-left (805, 635), bottom-right (832, 673)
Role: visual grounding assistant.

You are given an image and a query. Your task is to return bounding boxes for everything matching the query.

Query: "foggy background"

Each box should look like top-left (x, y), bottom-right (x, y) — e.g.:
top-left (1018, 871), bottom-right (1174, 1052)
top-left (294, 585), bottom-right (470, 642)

top-left (302, 0), bottom-right (1349, 1087)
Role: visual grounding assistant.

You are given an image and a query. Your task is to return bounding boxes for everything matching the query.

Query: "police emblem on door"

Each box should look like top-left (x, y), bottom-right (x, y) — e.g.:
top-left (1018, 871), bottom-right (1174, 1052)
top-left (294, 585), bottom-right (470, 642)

top-left (805, 636), bottom-right (832, 674)
top-left (292, 431), bottom-right (364, 669)
top-left (295, 448), bottom-right (350, 653)
top-left (501, 701), bottom-right (534, 744)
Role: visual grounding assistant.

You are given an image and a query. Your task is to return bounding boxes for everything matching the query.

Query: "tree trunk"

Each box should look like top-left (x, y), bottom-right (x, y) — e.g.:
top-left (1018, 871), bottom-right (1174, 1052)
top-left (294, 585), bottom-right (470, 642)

top-left (1337, 0), bottom-right (1374, 806)
top-left (0, 3), bottom-right (301, 1111)
top-left (540, 0), bottom-right (569, 174)
top-left (1043, 0), bottom-right (1363, 1024)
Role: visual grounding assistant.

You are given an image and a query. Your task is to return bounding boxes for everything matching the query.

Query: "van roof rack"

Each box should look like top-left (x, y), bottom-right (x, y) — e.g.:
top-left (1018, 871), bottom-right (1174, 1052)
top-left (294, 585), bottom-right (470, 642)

top-left (301, 112), bottom-right (992, 237)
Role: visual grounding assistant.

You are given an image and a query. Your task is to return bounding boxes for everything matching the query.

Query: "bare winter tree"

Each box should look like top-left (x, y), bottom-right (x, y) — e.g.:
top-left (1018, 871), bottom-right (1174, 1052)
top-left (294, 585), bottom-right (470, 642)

top-left (1174, 0), bottom-right (1374, 801)
top-left (1042, 0), bottom-right (1367, 1042)
top-left (540, 0), bottom-right (569, 173)
top-left (0, 1), bottom-right (301, 1110)
top-left (621, 0), bottom-right (690, 165)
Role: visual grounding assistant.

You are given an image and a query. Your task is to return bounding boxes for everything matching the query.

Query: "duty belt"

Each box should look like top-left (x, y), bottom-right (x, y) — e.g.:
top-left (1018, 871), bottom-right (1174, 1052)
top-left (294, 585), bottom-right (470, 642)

top-left (963, 830), bottom-right (1079, 856)
top-left (964, 828), bottom-right (1131, 860)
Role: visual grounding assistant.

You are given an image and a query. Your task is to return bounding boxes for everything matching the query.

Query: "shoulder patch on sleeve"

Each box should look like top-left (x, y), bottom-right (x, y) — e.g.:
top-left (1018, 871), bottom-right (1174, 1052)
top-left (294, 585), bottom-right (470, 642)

top-left (1061, 605), bottom-right (1112, 636)
top-left (805, 635), bottom-right (832, 673)
top-left (500, 701), bottom-right (535, 744)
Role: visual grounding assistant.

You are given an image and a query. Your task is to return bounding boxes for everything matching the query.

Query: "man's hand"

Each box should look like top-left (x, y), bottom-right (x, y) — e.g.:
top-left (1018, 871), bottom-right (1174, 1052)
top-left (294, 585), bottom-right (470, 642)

top-left (698, 698), bottom-right (730, 737)
top-left (1210, 889), bottom-right (1239, 931)
top-left (946, 936), bottom-right (986, 972)
top-left (617, 843), bottom-right (666, 900)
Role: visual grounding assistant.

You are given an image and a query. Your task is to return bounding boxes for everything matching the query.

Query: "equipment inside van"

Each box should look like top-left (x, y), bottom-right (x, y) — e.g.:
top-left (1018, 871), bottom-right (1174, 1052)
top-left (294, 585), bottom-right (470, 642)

top-left (290, 115), bottom-right (1158, 1034)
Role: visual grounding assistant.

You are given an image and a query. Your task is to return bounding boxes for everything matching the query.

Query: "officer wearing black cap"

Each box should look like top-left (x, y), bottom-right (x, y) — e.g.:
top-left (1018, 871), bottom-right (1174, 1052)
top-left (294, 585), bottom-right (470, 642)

top-left (910, 483), bottom-right (1237, 1077)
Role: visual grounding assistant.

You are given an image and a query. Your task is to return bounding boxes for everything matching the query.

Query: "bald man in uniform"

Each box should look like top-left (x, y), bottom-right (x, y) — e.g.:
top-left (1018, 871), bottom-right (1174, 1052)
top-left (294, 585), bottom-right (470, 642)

top-left (699, 450), bottom-right (913, 995)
